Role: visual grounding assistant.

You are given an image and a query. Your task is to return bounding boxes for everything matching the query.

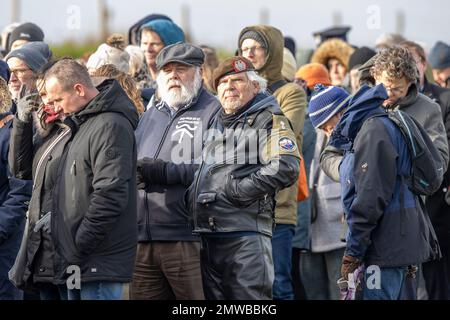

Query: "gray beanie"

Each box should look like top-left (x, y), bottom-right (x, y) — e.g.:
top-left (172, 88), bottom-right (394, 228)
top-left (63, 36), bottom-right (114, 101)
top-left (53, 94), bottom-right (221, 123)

top-left (239, 30), bottom-right (268, 50)
top-left (6, 41), bottom-right (52, 72)
top-left (429, 41), bottom-right (450, 70)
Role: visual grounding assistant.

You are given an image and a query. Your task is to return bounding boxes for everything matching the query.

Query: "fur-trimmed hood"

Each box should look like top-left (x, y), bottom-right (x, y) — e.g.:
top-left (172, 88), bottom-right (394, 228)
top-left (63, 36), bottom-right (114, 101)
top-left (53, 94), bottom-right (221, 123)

top-left (311, 38), bottom-right (355, 71)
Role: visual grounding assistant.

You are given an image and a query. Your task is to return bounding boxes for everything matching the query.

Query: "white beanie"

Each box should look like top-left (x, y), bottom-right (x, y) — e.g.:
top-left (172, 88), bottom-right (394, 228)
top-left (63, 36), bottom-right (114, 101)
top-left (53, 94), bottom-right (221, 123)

top-left (86, 43), bottom-right (130, 74)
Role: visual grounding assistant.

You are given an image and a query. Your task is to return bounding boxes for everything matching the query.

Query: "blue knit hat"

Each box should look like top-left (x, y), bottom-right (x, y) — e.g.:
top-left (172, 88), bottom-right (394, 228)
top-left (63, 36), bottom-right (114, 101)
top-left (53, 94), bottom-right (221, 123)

top-left (429, 41), bottom-right (450, 70)
top-left (308, 84), bottom-right (350, 129)
top-left (141, 19), bottom-right (185, 46)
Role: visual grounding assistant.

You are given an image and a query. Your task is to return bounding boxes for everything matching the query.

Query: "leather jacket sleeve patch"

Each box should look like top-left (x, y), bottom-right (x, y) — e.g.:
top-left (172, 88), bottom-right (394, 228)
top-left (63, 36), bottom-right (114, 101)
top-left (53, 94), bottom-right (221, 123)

top-left (262, 115), bottom-right (300, 161)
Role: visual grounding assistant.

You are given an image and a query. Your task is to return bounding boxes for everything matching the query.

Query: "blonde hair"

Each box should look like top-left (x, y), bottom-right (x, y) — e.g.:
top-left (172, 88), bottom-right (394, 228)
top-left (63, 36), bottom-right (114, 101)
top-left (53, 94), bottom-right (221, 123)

top-left (91, 64), bottom-right (145, 114)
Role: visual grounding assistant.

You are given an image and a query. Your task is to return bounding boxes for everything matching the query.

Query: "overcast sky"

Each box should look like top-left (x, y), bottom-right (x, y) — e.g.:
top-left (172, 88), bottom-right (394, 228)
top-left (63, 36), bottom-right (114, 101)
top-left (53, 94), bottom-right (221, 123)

top-left (1, 0), bottom-right (449, 51)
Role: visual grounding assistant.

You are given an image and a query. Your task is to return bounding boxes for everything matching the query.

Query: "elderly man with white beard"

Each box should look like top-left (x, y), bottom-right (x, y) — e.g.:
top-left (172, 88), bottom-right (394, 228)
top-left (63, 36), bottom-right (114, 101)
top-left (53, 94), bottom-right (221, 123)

top-left (131, 43), bottom-right (221, 300)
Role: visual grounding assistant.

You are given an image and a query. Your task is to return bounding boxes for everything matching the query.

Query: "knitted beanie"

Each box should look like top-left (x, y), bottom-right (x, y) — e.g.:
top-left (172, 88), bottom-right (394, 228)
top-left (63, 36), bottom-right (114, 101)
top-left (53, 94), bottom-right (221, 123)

top-left (6, 41), bottom-right (52, 72)
top-left (141, 19), bottom-right (185, 46)
top-left (296, 63), bottom-right (331, 88)
top-left (86, 35), bottom-right (130, 74)
top-left (308, 84), bottom-right (350, 128)
top-left (239, 30), bottom-right (268, 49)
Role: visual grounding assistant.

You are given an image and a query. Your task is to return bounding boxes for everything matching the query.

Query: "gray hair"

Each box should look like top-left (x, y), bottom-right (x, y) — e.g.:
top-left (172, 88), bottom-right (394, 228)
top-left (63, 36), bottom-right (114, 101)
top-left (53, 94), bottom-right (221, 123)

top-left (42, 58), bottom-right (94, 92)
top-left (246, 71), bottom-right (267, 93)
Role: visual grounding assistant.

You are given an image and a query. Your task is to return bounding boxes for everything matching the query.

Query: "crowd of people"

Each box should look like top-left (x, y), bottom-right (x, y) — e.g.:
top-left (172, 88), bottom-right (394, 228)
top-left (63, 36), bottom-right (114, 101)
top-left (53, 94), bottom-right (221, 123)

top-left (0, 13), bottom-right (449, 301)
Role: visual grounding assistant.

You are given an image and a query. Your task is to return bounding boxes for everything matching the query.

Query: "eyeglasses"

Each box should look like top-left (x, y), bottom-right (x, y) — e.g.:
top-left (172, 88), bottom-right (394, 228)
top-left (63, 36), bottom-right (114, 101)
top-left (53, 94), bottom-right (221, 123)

top-left (10, 68), bottom-right (31, 77)
top-left (241, 46), bottom-right (265, 55)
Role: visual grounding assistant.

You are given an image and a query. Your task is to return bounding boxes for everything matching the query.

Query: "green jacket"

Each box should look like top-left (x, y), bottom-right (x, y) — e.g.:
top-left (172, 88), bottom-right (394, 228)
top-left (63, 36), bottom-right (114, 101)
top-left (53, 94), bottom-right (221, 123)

top-left (239, 25), bottom-right (307, 225)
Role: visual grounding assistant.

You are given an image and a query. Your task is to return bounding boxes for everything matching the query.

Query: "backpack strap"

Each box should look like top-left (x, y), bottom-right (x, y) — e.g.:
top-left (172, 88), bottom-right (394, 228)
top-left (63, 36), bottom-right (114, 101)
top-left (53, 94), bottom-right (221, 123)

top-left (0, 115), bottom-right (14, 128)
top-left (267, 80), bottom-right (288, 95)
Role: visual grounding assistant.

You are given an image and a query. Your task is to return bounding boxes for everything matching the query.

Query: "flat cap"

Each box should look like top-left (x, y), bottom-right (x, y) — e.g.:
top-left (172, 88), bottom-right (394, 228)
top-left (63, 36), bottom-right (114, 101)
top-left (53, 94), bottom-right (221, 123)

top-left (156, 42), bottom-right (204, 70)
top-left (213, 56), bottom-right (255, 90)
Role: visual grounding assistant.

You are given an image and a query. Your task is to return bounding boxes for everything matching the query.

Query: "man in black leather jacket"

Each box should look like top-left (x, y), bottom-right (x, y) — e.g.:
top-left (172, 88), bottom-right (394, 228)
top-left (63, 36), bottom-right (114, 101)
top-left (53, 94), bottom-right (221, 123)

top-left (188, 57), bottom-right (300, 300)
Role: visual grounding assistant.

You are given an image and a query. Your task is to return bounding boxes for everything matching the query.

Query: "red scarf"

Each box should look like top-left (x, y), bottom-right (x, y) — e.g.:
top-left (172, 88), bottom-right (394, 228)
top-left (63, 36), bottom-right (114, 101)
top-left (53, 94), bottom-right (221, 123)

top-left (42, 104), bottom-right (63, 124)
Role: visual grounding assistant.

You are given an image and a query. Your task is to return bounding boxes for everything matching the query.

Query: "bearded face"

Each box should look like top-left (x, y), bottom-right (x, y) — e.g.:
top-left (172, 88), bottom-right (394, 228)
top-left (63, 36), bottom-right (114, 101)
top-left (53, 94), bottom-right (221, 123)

top-left (156, 63), bottom-right (203, 110)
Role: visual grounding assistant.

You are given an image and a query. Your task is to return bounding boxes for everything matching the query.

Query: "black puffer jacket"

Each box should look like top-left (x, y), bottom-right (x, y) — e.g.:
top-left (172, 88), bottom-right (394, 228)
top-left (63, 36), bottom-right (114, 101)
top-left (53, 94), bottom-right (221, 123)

top-left (189, 94), bottom-right (300, 237)
top-left (51, 80), bottom-right (139, 283)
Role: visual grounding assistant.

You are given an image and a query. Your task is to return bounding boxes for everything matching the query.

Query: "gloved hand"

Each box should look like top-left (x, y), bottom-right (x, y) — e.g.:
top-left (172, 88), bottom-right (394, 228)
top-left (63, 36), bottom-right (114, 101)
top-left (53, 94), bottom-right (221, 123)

top-left (33, 212), bottom-right (51, 234)
top-left (16, 85), bottom-right (40, 122)
top-left (341, 255), bottom-right (361, 280)
top-left (137, 158), bottom-right (169, 187)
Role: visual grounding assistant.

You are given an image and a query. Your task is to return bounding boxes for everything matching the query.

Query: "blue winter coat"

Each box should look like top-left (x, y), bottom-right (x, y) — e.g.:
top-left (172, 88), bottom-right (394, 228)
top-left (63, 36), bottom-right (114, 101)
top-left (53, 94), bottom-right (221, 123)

top-left (0, 113), bottom-right (32, 299)
top-left (329, 85), bottom-right (433, 267)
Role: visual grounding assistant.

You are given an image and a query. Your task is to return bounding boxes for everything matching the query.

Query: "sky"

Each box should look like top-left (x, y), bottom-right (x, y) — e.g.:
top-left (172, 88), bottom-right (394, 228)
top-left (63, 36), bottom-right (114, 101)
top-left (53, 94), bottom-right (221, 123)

top-left (1, 0), bottom-right (449, 52)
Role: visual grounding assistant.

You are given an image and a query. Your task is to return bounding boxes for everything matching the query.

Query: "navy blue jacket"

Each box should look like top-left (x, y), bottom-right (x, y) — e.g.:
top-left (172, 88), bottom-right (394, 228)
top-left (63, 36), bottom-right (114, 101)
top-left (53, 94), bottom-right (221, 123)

top-left (0, 113), bottom-right (32, 299)
top-left (329, 85), bottom-right (434, 267)
top-left (135, 88), bottom-right (221, 241)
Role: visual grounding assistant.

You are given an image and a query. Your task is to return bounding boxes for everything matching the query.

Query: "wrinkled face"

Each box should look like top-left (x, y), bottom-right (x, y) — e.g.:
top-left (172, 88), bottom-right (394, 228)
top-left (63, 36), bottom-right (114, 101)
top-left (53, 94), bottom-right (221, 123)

top-left (375, 71), bottom-right (411, 107)
top-left (327, 58), bottom-right (347, 86)
top-left (7, 57), bottom-right (35, 98)
top-left (217, 72), bottom-right (259, 114)
top-left (140, 30), bottom-right (165, 69)
top-left (241, 38), bottom-right (266, 70)
top-left (432, 67), bottom-right (450, 88)
top-left (156, 62), bottom-right (202, 109)
top-left (44, 77), bottom-right (84, 115)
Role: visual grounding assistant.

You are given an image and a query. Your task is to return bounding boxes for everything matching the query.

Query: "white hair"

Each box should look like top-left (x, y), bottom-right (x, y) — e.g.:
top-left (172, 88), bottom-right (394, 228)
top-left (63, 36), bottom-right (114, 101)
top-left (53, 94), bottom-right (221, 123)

top-left (246, 71), bottom-right (267, 93)
top-left (156, 66), bottom-right (203, 110)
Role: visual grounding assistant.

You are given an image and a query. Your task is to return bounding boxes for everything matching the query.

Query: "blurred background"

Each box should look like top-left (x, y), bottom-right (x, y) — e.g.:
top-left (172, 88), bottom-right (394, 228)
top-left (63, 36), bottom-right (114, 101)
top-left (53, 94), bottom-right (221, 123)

top-left (1, 0), bottom-right (449, 59)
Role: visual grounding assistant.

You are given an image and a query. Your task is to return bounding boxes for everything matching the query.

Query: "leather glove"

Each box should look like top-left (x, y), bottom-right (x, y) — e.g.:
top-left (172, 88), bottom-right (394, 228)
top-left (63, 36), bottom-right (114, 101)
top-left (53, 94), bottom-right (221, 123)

top-left (341, 255), bottom-right (361, 280)
top-left (16, 85), bottom-right (40, 122)
top-left (137, 158), bottom-right (168, 187)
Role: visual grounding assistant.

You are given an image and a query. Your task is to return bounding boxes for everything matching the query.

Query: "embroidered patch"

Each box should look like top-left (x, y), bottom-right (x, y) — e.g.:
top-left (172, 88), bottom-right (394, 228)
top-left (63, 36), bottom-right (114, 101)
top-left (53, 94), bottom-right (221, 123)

top-left (279, 137), bottom-right (297, 152)
top-left (233, 59), bottom-right (248, 73)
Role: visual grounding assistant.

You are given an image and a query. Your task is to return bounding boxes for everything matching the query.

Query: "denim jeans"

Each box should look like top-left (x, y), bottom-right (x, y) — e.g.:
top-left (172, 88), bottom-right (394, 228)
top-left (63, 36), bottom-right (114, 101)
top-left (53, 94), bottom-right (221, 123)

top-left (272, 224), bottom-right (295, 300)
top-left (67, 282), bottom-right (124, 300)
top-left (363, 266), bottom-right (409, 300)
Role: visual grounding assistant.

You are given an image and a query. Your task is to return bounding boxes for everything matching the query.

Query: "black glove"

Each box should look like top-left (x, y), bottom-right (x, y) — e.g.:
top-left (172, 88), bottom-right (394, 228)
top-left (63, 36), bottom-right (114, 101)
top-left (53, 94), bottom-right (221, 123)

top-left (137, 158), bottom-right (169, 187)
top-left (16, 85), bottom-right (40, 122)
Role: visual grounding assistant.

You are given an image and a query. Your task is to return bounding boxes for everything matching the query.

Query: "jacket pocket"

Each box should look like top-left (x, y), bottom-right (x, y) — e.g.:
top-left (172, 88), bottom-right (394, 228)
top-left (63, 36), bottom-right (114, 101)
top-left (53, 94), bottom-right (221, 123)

top-left (197, 192), bottom-right (217, 206)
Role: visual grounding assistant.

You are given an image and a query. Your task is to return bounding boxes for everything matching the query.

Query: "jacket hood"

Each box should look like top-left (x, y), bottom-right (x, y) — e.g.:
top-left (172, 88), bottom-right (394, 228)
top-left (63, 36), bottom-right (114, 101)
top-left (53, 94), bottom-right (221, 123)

top-left (311, 38), bottom-right (355, 71)
top-left (238, 25), bottom-right (284, 84)
top-left (74, 79), bottom-right (139, 130)
top-left (330, 84), bottom-right (388, 150)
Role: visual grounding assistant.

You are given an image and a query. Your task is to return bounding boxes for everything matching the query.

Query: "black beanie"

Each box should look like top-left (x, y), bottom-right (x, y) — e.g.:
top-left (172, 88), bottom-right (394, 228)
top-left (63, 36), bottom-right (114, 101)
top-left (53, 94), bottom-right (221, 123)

top-left (348, 46), bottom-right (376, 71)
top-left (239, 30), bottom-right (268, 50)
top-left (8, 22), bottom-right (44, 51)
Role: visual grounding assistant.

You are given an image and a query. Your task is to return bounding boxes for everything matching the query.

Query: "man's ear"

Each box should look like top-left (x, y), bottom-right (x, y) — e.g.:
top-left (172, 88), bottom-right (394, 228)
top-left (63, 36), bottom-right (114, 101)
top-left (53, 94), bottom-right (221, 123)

top-left (252, 80), bottom-right (260, 94)
top-left (74, 83), bottom-right (85, 97)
